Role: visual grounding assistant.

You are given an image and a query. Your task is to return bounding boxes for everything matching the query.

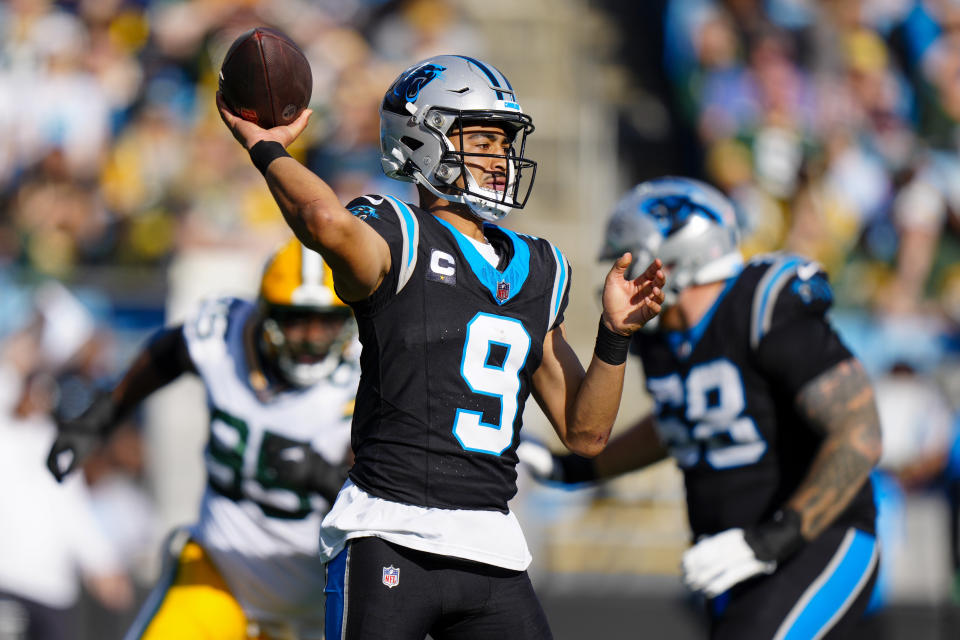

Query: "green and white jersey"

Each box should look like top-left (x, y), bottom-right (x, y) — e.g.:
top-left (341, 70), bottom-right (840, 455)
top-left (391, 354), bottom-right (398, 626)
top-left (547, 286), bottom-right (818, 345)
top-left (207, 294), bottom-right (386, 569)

top-left (182, 297), bottom-right (358, 624)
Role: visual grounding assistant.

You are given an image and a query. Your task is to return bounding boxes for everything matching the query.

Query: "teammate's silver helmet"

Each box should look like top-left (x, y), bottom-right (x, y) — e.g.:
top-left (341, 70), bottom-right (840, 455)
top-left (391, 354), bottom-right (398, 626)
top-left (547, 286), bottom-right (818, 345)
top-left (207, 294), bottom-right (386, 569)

top-left (379, 55), bottom-right (537, 222)
top-left (601, 177), bottom-right (743, 305)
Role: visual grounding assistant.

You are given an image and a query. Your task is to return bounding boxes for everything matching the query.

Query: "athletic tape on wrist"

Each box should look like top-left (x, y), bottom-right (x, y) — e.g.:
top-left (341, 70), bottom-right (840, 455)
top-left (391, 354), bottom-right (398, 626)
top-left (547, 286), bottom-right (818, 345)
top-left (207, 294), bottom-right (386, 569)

top-left (594, 319), bottom-right (631, 366)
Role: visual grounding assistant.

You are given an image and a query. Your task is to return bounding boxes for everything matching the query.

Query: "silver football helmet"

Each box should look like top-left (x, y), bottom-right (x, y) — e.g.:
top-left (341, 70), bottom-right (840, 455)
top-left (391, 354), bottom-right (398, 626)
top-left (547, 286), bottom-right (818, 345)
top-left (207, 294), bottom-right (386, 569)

top-left (601, 177), bottom-right (743, 306)
top-left (379, 55), bottom-right (537, 222)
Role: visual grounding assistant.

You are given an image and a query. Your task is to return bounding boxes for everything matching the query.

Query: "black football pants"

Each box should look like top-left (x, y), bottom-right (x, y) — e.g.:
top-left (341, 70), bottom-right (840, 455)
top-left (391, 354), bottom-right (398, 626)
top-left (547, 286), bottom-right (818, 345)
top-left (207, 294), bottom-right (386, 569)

top-left (325, 536), bottom-right (553, 640)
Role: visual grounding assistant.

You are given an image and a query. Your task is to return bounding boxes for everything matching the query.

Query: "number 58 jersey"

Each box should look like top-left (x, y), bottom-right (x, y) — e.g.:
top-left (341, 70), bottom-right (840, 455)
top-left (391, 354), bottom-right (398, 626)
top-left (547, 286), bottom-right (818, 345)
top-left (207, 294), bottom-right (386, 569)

top-left (181, 297), bottom-right (358, 621)
top-left (633, 255), bottom-right (876, 539)
top-left (344, 196), bottom-right (571, 514)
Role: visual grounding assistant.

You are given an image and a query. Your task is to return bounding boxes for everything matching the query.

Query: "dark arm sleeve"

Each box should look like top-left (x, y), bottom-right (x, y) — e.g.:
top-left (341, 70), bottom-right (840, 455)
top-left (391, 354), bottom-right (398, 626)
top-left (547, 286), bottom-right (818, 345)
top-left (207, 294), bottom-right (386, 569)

top-left (146, 325), bottom-right (196, 380)
top-left (114, 325), bottom-right (195, 417)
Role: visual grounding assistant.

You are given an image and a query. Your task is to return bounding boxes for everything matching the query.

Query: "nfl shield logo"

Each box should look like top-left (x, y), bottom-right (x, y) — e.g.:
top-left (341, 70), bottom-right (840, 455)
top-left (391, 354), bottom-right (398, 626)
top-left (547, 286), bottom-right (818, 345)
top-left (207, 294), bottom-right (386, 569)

top-left (496, 281), bottom-right (510, 301)
top-left (382, 565), bottom-right (400, 588)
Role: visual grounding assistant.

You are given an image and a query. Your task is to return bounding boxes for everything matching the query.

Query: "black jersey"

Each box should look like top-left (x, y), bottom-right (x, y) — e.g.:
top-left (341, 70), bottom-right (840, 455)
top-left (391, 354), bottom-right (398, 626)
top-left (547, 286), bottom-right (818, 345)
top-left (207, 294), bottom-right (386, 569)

top-left (342, 195), bottom-right (571, 513)
top-left (633, 253), bottom-right (875, 538)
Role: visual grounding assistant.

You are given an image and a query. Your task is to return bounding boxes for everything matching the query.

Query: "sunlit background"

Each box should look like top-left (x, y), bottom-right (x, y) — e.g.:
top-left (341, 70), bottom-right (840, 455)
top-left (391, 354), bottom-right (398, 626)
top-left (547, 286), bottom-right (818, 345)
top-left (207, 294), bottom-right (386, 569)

top-left (1, 0), bottom-right (959, 638)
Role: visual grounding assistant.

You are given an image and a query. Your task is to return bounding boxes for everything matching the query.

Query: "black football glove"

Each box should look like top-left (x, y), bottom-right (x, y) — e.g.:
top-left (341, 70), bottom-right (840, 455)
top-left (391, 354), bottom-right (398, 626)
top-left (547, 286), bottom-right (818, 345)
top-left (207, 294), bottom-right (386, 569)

top-left (682, 509), bottom-right (805, 597)
top-left (46, 392), bottom-right (119, 482)
top-left (260, 436), bottom-right (349, 504)
top-left (515, 439), bottom-right (598, 485)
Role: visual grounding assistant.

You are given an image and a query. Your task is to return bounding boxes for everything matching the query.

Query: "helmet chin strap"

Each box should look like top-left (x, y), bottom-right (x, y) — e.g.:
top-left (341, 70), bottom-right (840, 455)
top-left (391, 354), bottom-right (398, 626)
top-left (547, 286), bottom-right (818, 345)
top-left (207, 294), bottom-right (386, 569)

top-left (412, 168), bottom-right (513, 223)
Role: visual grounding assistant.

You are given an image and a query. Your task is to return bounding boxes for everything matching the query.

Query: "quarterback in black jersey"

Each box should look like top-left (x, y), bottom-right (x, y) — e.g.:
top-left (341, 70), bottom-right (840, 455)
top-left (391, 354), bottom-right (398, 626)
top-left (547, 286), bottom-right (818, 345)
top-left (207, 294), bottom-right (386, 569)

top-left (519, 177), bottom-right (883, 639)
top-left (217, 54), bottom-right (664, 640)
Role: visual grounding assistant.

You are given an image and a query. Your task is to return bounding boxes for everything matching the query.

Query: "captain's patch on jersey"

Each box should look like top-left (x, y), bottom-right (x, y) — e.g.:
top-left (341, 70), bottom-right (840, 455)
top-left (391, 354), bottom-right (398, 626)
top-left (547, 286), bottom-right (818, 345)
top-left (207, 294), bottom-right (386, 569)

top-left (382, 565), bottom-right (400, 588)
top-left (426, 249), bottom-right (456, 285)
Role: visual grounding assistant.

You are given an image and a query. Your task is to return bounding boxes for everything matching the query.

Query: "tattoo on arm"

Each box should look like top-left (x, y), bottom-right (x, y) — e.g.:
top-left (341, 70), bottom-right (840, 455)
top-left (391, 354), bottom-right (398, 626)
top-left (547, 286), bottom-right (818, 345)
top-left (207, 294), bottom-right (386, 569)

top-left (787, 358), bottom-right (883, 540)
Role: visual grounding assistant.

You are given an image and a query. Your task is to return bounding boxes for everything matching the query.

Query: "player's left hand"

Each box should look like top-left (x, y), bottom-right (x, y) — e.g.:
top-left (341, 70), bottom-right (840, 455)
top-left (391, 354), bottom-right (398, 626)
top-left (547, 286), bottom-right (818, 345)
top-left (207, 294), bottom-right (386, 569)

top-left (681, 528), bottom-right (776, 597)
top-left (46, 392), bottom-right (118, 482)
top-left (601, 254), bottom-right (664, 335)
top-left (682, 510), bottom-right (805, 597)
top-left (216, 91), bottom-right (312, 151)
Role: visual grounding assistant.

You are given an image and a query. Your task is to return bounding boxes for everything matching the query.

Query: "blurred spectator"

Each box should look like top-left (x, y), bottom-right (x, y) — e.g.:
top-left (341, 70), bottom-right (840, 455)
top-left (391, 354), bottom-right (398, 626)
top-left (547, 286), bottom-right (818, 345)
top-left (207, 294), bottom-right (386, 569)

top-left (869, 361), bottom-right (958, 608)
top-left (0, 360), bottom-right (133, 640)
top-left (876, 362), bottom-right (954, 489)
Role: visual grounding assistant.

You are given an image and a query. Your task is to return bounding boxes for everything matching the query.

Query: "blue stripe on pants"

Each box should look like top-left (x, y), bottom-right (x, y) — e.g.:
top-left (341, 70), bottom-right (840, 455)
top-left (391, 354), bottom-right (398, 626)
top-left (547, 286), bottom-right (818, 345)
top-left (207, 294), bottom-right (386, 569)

top-left (780, 529), bottom-right (877, 640)
top-left (325, 547), bottom-right (349, 640)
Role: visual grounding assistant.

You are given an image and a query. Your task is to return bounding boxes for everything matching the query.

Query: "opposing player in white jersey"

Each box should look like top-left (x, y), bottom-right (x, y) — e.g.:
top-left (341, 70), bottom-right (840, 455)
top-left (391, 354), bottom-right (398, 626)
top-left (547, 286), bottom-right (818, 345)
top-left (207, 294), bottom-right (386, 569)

top-left (46, 238), bottom-right (360, 640)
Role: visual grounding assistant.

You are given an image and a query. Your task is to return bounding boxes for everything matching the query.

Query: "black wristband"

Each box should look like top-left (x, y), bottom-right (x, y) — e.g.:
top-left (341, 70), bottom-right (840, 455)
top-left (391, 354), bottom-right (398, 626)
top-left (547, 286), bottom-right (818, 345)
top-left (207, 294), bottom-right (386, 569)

top-left (594, 319), bottom-right (632, 366)
top-left (744, 508), bottom-right (805, 563)
top-left (557, 454), bottom-right (599, 484)
top-left (249, 140), bottom-right (291, 175)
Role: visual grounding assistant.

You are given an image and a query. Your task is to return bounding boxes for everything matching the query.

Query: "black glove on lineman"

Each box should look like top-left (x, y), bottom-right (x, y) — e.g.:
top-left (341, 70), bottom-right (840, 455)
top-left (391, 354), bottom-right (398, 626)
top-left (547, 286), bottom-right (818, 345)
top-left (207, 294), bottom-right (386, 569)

top-left (260, 436), bottom-right (349, 504)
top-left (46, 392), bottom-right (120, 482)
top-left (744, 508), bottom-right (805, 563)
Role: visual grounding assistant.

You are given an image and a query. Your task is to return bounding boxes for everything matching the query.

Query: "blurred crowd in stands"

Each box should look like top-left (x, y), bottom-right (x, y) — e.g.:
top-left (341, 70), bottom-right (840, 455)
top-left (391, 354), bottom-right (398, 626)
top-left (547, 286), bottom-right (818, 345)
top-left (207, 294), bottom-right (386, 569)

top-left (657, 0), bottom-right (960, 321)
top-left (2, 0), bottom-right (960, 636)
top-left (0, 0), bottom-right (475, 287)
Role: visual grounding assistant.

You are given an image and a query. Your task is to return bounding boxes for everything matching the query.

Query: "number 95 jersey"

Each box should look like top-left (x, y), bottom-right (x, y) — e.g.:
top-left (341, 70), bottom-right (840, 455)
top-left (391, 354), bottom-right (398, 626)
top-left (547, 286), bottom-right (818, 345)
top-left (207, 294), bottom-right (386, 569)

top-left (633, 254), bottom-right (876, 539)
top-left (344, 195), bottom-right (570, 513)
top-left (181, 297), bottom-right (358, 619)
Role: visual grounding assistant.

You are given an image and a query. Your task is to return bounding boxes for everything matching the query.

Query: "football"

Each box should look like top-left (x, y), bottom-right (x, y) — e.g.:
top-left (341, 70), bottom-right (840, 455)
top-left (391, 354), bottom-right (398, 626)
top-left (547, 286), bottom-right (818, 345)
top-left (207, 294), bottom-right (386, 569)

top-left (219, 27), bottom-right (312, 129)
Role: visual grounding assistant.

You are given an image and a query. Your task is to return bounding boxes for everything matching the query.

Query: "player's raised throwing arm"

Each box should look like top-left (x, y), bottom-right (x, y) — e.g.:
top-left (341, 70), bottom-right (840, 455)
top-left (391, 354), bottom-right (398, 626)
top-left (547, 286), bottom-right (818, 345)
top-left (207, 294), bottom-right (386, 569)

top-left (216, 94), bottom-right (390, 301)
top-left (532, 254), bottom-right (663, 457)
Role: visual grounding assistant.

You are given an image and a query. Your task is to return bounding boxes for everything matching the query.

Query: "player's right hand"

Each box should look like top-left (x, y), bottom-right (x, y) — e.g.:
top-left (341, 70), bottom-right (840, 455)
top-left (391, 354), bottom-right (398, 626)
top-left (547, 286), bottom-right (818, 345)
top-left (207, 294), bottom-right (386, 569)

top-left (260, 437), bottom-right (349, 504)
top-left (516, 439), bottom-right (598, 485)
top-left (215, 91), bottom-right (312, 151)
top-left (46, 392), bottom-right (117, 482)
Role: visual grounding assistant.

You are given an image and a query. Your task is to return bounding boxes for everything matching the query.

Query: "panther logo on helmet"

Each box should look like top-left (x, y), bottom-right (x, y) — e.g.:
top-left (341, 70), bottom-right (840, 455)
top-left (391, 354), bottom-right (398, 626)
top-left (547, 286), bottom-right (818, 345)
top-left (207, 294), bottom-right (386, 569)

top-left (601, 177), bottom-right (743, 309)
top-left (391, 63), bottom-right (446, 105)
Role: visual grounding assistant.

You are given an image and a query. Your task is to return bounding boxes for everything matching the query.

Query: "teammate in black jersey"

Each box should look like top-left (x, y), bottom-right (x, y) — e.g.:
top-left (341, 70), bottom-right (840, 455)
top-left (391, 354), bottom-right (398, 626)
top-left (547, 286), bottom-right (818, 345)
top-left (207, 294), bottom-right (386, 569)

top-left (217, 54), bottom-right (664, 640)
top-left (518, 177), bottom-right (883, 639)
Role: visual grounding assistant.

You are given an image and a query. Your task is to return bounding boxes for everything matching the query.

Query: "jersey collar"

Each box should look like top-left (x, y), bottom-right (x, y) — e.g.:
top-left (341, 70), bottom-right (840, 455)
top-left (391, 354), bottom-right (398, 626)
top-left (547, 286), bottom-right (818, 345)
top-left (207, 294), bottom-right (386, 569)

top-left (434, 217), bottom-right (530, 305)
top-left (665, 275), bottom-right (738, 360)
